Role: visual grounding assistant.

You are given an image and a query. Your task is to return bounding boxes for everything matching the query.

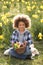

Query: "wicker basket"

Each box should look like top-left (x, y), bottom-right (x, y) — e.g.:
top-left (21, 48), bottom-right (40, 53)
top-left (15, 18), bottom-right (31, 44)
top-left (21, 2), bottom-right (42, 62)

top-left (16, 46), bottom-right (25, 54)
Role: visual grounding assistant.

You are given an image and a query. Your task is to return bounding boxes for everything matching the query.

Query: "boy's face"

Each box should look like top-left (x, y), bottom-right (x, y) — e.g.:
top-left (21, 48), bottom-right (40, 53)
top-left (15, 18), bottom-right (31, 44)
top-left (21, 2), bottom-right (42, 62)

top-left (18, 21), bottom-right (25, 31)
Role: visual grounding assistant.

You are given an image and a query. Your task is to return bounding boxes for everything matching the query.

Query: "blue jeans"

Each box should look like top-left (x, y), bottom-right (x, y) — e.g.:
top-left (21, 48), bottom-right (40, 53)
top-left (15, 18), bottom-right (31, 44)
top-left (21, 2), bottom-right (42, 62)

top-left (9, 46), bottom-right (32, 59)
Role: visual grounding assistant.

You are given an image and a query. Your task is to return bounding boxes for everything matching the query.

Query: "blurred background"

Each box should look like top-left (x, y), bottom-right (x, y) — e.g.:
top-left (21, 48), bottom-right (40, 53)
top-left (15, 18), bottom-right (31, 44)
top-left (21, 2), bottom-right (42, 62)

top-left (0, 1), bottom-right (43, 65)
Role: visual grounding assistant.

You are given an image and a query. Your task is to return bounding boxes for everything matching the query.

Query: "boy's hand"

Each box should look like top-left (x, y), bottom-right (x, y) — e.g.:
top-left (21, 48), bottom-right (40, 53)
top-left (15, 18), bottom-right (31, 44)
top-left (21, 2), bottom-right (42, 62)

top-left (29, 44), bottom-right (34, 48)
top-left (12, 42), bottom-right (20, 48)
top-left (24, 41), bottom-right (27, 46)
top-left (16, 42), bottom-right (20, 45)
top-left (21, 41), bottom-right (27, 48)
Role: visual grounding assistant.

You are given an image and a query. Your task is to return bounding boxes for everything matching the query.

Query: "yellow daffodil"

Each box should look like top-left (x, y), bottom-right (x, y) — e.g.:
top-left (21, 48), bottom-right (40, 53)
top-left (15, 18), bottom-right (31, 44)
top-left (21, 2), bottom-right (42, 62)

top-left (9, 2), bottom-right (11, 4)
top-left (2, 5), bottom-right (7, 9)
top-left (5, 12), bottom-right (11, 17)
top-left (37, 10), bottom-right (40, 13)
top-left (6, 19), bottom-right (9, 22)
top-left (32, 1), bottom-right (34, 4)
top-left (28, 1), bottom-right (30, 4)
top-left (40, 19), bottom-right (43, 23)
top-left (0, 44), bottom-right (4, 49)
top-left (40, 5), bottom-right (43, 9)
top-left (4, 21), bottom-right (7, 25)
top-left (25, 2), bottom-right (28, 4)
top-left (38, 33), bottom-right (43, 39)
top-left (32, 14), bottom-right (39, 19)
top-left (27, 6), bottom-right (31, 11)
top-left (39, 37), bottom-right (42, 39)
top-left (14, 42), bottom-right (20, 49)
top-left (11, 0), bottom-right (14, 2)
top-left (1, 15), bottom-right (7, 21)
top-left (0, 23), bottom-right (2, 27)
top-left (4, 20), bottom-right (8, 25)
top-left (1, 14), bottom-right (9, 25)
top-left (4, 18), bottom-right (9, 25)
top-left (32, 5), bottom-right (36, 10)
top-left (27, 2), bottom-right (30, 6)
top-left (6, 1), bottom-right (8, 4)
top-left (11, 19), bottom-right (13, 23)
top-left (2, 0), bottom-right (3, 1)
top-left (21, 0), bottom-right (25, 3)
top-left (0, 35), bottom-right (4, 39)
top-left (34, 2), bottom-right (37, 4)
top-left (32, 1), bottom-right (37, 4)
top-left (4, 1), bottom-right (6, 4)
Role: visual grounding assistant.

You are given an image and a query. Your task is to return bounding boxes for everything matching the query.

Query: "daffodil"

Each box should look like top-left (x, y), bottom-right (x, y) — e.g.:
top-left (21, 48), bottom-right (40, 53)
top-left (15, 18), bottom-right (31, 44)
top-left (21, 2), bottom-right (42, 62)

top-left (40, 5), bottom-right (43, 9)
top-left (27, 6), bottom-right (31, 11)
top-left (6, 19), bottom-right (9, 22)
top-left (40, 19), bottom-right (43, 23)
top-left (0, 23), bottom-right (2, 27)
top-left (1, 15), bottom-right (7, 21)
top-left (0, 35), bottom-right (4, 39)
top-left (37, 10), bottom-right (40, 13)
top-left (4, 21), bottom-right (7, 25)
top-left (4, 1), bottom-right (6, 4)
top-left (0, 44), bottom-right (4, 49)
top-left (14, 43), bottom-right (20, 49)
top-left (6, 1), bottom-right (8, 4)
top-left (4, 18), bottom-right (9, 25)
top-left (9, 2), bottom-right (11, 4)
top-left (11, 0), bottom-right (14, 2)
top-left (5, 12), bottom-right (11, 17)
top-left (11, 19), bottom-right (13, 23)
top-left (2, 0), bottom-right (3, 1)
top-left (34, 2), bottom-right (37, 4)
top-left (32, 1), bottom-right (34, 4)
top-left (38, 33), bottom-right (43, 39)
top-left (25, 2), bottom-right (28, 4)
top-left (2, 5), bottom-right (7, 9)
top-left (21, 0), bottom-right (25, 3)
top-left (32, 14), bottom-right (39, 19)
top-left (32, 1), bottom-right (37, 4)
top-left (27, 2), bottom-right (30, 6)
top-left (1, 14), bottom-right (9, 25)
top-left (32, 5), bottom-right (36, 10)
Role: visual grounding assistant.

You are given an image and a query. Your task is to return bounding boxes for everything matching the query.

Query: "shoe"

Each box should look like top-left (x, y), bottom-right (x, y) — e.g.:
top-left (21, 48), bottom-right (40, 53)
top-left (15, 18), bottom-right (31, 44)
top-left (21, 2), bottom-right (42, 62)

top-left (30, 56), bottom-right (34, 60)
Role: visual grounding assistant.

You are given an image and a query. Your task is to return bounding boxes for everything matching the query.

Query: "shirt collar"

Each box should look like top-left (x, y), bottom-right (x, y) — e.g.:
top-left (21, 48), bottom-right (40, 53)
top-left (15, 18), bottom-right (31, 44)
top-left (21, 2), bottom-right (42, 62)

top-left (16, 29), bottom-right (28, 34)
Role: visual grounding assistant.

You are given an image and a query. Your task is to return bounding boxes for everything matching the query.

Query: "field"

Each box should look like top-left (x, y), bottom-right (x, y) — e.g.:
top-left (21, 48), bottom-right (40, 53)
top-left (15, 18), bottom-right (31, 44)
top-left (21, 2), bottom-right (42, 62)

top-left (0, 0), bottom-right (43, 65)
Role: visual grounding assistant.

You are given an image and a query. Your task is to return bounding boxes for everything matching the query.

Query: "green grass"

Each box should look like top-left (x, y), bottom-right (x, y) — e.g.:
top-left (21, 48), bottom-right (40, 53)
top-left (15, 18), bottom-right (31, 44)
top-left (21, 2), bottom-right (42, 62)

top-left (0, 42), bottom-right (43, 65)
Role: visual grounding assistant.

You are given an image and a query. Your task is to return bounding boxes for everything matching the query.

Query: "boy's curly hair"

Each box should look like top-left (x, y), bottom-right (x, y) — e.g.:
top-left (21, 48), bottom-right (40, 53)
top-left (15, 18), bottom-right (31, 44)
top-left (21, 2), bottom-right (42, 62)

top-left (13, 14), bottom-right (31, 28)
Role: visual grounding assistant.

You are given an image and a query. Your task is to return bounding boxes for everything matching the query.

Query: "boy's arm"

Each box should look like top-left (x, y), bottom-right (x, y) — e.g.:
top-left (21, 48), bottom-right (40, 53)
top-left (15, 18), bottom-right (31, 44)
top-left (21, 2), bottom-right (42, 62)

top-left (10, 31), bottom-right (17, 47)
top-left (23, 32), bottom-right (33, 47)
top-left (27, 33), bottom-right (33, 45)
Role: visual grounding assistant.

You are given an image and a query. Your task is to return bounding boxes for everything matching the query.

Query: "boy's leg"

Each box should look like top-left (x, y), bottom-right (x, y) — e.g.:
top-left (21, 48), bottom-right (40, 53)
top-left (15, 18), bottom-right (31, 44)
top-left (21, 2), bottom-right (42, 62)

top-left (24, 46), bottom-right (34, 60)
